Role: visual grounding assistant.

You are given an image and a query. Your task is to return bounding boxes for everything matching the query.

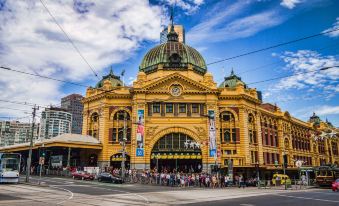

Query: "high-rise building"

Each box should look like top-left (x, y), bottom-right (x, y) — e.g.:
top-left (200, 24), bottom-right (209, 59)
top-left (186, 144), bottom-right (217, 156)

top-left (61, 94), bottom-right (83, 134)
top-left (160, 25), bottom-right (185, 44)
top-left (39, 107), bottom-right (72, 140)
top-left (0, 121), bottom-right (39, 146)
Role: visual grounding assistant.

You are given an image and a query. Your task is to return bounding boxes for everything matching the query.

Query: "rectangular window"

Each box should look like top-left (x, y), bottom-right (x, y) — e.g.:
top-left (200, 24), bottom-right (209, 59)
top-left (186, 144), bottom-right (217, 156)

top-left (153, 103), bottom-right (160, 113)
top-left (225, 150), bottom-right (231, 155)
top-left (179, 103), bottom-right (186, 113)
top-left (233, 150), bottom-right (237, 154)
top-left (192, 103), bottom-right (199, 113)
top-left (274, 134), bottom-right (278, 147)
top-left (166, 103), bottom-right (173, 113)
top-left (112, 128), bottom-right (117, 142)
top-left (224, 129), bottom-right (230, 142)
top-left (249, 130), bottom-right (253, 144)
top-left (232, 128), bottom-right (237, 142)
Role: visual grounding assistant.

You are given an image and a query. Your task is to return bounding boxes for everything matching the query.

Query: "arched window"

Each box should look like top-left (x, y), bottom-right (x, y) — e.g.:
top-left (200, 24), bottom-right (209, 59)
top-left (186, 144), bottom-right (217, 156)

top-left (109, 110), bottom-right (131, 144)
top-left (220, 111), bottom-right (237, 143)
top-left (88, 112), bottom-right (99, 139)
top-left (248, 114), bottom-right (257, 144)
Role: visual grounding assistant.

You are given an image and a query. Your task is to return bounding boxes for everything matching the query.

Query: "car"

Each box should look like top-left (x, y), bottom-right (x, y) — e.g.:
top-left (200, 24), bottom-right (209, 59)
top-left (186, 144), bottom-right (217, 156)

top-left (272, 174), bottom-right (290, 185)
top-left (72, 171), bottom-right (95, 180)
top-left (97, 172), bottom-right (124, 184)
top-left (331, 178), bottom-right (339, 192)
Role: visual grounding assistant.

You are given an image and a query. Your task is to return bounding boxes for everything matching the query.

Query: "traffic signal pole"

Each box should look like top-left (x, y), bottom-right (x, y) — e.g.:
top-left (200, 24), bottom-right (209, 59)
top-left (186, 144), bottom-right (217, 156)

top-left (26, 105), bottom-right (39, 183)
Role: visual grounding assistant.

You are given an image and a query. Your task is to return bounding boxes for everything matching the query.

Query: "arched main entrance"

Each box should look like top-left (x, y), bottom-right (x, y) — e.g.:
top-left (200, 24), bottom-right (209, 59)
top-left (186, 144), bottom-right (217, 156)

top-left (110, 153), bottom-right (130, 169)
top-left (151, 133), bottom-right (202, 173)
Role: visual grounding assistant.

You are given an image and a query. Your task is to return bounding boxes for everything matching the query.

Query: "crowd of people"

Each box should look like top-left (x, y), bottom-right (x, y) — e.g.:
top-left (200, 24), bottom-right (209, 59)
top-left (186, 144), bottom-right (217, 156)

top-left (105, 167), bottom-right (258, 188)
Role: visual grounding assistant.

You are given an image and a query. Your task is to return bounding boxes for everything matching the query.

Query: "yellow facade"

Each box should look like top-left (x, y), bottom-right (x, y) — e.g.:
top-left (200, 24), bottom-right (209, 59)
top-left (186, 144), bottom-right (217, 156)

top-left (82, 26), bottom-right (339, 173)
top-left (82, 68), bottom-right (339, 172)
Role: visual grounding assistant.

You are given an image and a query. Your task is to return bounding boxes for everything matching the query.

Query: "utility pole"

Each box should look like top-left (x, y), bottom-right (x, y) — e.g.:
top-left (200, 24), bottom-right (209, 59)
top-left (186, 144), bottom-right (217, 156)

top-left (121, 111), bottom-right (127, 181)
top-left (26, 104), bottom-right (39, 183)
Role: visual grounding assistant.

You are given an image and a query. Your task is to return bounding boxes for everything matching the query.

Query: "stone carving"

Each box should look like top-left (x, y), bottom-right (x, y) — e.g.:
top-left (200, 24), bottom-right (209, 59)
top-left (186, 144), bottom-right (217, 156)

top-left (146, 126), bottom-right (159, 137)
top-left (194, 126), bottom-right (206, 137)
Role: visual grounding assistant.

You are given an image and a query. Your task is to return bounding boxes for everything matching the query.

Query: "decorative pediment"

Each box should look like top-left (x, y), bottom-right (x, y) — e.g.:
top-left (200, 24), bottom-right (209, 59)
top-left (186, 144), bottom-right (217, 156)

top-left (139, 73), bottom-right (217, 94)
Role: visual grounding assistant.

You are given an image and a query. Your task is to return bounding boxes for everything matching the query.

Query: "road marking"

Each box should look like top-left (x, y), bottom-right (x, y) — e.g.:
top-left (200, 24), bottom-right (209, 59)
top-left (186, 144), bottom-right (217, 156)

top-left (49, 185), bottom-right (74, 205)
top-left (240, 204), bottom-right (255, 206)
top-left (274, 194), bottom-right (339, 203)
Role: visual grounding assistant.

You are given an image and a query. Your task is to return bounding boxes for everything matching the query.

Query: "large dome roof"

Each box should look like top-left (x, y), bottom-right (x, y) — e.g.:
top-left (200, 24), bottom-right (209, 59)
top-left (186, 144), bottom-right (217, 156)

top-left (139, 33), bottom-right (207, 75)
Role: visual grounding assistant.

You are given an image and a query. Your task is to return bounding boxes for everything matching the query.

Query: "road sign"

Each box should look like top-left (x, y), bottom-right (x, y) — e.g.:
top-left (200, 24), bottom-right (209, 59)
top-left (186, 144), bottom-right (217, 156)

top-left (39, 157), bottom-right (45, 165)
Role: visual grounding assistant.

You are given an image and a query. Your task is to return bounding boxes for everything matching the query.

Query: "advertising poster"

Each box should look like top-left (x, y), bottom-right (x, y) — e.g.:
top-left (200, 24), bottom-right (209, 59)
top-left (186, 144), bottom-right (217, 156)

top-left (50, 155), bottom-right (63, 167)
top-left (208, 110), bottom-right (217, 157)
top-left (136, 110), bottom-right (144, 156)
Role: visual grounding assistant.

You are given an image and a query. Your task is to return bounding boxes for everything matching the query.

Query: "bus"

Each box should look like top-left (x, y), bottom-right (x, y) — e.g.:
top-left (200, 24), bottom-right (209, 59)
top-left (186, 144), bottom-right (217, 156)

top-left (0, 153), bottom-right (21, 183)
top-left (315, 165), bottom-right (339, 187)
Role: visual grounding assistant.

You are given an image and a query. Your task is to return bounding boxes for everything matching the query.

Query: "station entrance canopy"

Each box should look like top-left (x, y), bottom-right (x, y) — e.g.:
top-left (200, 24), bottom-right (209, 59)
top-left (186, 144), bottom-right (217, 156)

top-left (0, 134), bottom-right (102, 152)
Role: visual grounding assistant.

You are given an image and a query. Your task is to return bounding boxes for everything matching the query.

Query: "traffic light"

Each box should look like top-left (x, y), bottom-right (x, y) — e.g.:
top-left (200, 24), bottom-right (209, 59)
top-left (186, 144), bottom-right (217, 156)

top-left (283, 154), bottom-right (288, 168)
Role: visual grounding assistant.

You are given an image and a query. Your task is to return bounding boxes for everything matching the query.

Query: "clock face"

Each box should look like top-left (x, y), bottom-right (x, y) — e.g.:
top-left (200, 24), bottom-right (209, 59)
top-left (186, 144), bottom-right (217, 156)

top-left (171, 86), bottom-right (181, 96)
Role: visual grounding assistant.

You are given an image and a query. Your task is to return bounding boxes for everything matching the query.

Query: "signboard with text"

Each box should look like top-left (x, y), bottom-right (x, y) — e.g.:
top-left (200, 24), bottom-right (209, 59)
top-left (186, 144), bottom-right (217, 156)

top-left (208, 110), bottom-right (216, 157)
top-left (136, 110), bottom-right (144, 157)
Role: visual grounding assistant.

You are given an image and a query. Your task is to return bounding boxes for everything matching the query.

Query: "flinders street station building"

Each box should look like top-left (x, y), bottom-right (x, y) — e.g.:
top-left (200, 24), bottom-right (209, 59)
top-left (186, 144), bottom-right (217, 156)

top-left (80, 23), bottom-right (339, 174)
top-left (1, 22), bottom-right (338, 178)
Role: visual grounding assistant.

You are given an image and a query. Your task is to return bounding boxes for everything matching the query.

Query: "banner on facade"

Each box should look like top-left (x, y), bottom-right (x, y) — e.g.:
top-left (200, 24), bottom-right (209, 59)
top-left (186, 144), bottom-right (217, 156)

top-left (208, 110), bottom-right (216, 157)
top-left (136, 110), bottom-right (144, 156)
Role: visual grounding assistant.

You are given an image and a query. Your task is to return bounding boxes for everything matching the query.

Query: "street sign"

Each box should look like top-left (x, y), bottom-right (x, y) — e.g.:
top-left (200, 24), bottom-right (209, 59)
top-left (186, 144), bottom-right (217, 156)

top-left (39, 157), bottom-right (45, 165)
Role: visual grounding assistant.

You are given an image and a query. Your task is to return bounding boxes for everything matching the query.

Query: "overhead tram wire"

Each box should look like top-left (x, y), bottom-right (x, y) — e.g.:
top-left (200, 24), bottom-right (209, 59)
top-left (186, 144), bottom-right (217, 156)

top-left (0, 99), bottom-right (47, 109)
top-left (246, 66), bottom-right (338, 86)
top-left (0, 106), bottom-right (32, 112)
top-left (0, 66), bottom-right (89, 88)
top-left (206, 27), bottom-right (339, 66)
top-left (237, 40), bottom-right (339, 75)
top-left (39, 0), bottom-right (100, 80)
top-left (214, 40), bottom-right (339, 83)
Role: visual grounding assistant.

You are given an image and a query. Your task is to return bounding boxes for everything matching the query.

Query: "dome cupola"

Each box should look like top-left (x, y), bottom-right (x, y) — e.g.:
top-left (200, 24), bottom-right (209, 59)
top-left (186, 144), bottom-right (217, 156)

top-left (219, 69), bottom-right (247, 88)
top-left (95, 68), bottom-right (122, 88)
top-left (139, 8), bottom-right (207, 75)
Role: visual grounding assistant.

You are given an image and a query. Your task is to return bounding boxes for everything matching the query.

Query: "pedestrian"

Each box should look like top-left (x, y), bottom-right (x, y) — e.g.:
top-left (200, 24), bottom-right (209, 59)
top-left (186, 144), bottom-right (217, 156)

top-left (239, 175), bottom-right (245, 188)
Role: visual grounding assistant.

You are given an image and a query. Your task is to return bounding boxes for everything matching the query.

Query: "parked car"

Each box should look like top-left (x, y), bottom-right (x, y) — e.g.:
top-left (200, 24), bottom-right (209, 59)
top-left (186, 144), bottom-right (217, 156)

top-left (332, 178), bottom-right (339, 192)
top-left (97, 172), bottom-right (124, 184)
top-left (72, 171), bottom-right (94, 180)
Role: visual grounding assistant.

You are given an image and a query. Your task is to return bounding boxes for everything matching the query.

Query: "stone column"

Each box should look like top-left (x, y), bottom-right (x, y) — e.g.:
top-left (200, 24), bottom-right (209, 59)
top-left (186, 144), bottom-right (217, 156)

top-left (256, 112), bottom-right (264, 165)
top-left (239, 108), bottom-right (250, 165)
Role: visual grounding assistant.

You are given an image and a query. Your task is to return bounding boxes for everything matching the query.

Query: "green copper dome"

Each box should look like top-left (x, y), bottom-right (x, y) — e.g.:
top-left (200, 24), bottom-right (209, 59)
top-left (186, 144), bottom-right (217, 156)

top-left (139, 41), bottom-right (207, 74)
top-left (219, 69), bottom-right (247, 88)
top-left (95, 69), bottom-right (122, 88)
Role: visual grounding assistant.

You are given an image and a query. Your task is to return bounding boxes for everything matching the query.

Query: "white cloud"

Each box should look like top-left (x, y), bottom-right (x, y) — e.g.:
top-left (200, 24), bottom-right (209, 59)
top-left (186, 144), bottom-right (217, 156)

top-left (162, 0), bottom-right (204, 15)
top-left (323, 17), bottom-right (339, 38)
top-left (275, 50), bottom-right (339, 92)
top-left (187, 1), bottom-right (284, 44)
top-left (280, 0), bottom-right (301, 9)
top-left (294, 105), bottom-right (339, 121)
top-left (316, 105), bottom-right (339, 116)
top-left (0, 0), bottom-right (164, 119)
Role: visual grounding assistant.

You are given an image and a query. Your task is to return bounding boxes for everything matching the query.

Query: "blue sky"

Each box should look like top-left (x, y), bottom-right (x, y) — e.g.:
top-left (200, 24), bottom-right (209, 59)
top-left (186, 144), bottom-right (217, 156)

top-left (0, 0), bottom-right (338, 125)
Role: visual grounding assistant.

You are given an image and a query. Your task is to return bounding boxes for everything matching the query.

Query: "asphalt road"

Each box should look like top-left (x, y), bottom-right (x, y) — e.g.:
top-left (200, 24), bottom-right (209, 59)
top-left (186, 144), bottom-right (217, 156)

top-left (0, 176), bottom-right (337, 206)
top-left (183, 190), bottom-right (339, 206)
